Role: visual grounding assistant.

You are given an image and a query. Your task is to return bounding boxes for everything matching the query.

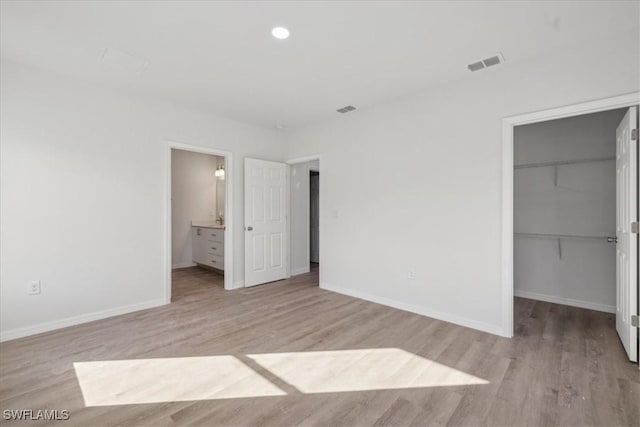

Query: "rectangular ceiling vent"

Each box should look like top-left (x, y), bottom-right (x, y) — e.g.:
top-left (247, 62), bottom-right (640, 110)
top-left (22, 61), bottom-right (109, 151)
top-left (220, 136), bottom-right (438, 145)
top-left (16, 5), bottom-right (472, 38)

top-left (337, 105), bottom-right (356, 114)
top-left (467, 52), bottom-right (505, 72)
top-left (467, 61), bottom-right (485, 72)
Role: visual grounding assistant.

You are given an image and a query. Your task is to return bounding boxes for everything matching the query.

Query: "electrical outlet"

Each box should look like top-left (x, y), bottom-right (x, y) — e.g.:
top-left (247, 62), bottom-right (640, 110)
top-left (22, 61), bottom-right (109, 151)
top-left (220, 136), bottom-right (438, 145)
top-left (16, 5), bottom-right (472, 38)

top-left (28, 280), bottom-right (41, 295)
top-left (407, 271), bottom-right (416, 280)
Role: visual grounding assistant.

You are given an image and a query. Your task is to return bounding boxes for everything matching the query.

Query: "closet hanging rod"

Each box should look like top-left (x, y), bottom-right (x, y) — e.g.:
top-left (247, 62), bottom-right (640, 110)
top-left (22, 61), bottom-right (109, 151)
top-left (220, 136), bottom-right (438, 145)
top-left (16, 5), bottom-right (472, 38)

top-left (514, 156), bottom-right (615, 170)
top-left (515, 232), bottom-right (614, 241)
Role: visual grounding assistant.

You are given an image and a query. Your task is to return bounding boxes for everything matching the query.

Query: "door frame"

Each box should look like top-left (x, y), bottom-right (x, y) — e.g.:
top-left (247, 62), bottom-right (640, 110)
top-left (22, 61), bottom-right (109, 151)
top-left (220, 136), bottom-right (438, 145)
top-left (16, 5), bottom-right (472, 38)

top-left (501, 92), bottom-right (640, 338)
top-left (286, 155), bottom-right (322, 282)
top-left (165, 140), bottom-right (234, 302)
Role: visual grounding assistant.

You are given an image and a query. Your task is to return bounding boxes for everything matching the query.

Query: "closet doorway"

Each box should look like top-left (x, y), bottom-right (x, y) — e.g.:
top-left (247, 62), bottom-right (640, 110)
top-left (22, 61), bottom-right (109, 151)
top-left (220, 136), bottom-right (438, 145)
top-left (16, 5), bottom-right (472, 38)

top-left (502, 93), bottom-right (639, 364)
top-left (287, 156), bottom-right (321, 280)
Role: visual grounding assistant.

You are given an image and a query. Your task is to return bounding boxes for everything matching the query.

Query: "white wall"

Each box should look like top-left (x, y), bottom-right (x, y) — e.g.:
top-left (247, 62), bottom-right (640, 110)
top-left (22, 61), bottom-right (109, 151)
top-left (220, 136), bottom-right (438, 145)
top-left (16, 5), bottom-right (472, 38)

top-left (0, 60), bottom-right (285, 340)
top-left (171, 150), bottom-right (221, 269)
top-left (284, 34), bottom-right (640, 335)
top-left (514, 109), bottom-right (626, 313)
top-left (290, 161), bottom-right (311, 275)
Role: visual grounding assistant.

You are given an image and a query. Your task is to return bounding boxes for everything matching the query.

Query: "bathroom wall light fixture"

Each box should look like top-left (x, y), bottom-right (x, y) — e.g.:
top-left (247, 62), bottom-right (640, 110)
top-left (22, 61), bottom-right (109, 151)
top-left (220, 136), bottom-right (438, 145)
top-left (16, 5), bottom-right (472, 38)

top-left (215, 165), bottom-right (225, 179)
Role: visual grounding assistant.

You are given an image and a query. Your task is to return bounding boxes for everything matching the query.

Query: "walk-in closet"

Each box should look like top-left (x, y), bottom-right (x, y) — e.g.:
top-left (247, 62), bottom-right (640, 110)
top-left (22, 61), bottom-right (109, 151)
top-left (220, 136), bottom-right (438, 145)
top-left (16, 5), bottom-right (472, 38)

top-left (514, 109), bottom-right (627, 313)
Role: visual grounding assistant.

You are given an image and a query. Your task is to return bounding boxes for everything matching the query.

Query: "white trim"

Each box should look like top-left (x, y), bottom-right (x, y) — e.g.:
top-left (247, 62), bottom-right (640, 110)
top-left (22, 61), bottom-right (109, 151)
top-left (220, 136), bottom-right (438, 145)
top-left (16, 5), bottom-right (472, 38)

top-left (286, 154), bottom-right (322, 165)
top-left (504, 93), bottom-right (640, 126)
top-left (290, 267), bottom-right (311, 276)
top-left (501, 121), bottom-right (514, 338)
top-left (232, 280), bottom-right (245, 289)
top-left (166, 140), bottom-right (234, 299)
top-left (501, 92), bottom-right (640, 338)
top-left (172, 261), bottom-right (196, 270)
top-left (286, 154), bottom-right (322, 285)
top-left (0, 299), bottom-right (166, 342)
top-left (321, 283), bottom-right (503, 336)
top-left (514, 290), bottom-right (615, 314)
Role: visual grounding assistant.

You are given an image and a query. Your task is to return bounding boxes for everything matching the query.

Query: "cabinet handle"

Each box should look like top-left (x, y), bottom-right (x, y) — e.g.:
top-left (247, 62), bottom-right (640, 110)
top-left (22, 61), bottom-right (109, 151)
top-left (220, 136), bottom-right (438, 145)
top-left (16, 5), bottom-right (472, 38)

top-left (211, 260), bottom-right (216, 263)
top-left (211, 247), bottom-right (216, 250)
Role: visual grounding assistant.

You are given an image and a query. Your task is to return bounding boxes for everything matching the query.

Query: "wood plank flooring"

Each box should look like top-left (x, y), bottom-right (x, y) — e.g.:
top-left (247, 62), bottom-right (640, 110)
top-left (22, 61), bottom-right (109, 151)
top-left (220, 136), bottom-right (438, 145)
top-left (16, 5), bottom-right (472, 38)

top-left (1, 266), bottom-right (638, 426)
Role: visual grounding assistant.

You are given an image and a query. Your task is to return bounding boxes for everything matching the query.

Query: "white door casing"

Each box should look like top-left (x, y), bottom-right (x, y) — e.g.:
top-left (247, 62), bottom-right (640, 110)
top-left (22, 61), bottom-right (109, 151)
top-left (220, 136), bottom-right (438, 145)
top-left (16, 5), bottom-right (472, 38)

top-left (615, 106), bottom-right (638, 362)
top-left (244, 158), bottom-right (288, 287)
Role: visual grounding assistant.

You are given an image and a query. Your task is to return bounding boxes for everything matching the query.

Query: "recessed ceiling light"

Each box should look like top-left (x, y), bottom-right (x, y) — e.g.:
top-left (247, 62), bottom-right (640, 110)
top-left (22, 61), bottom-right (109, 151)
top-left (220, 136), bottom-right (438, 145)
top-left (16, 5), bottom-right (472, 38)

top-left (272, 27), bottom-right (290, 40)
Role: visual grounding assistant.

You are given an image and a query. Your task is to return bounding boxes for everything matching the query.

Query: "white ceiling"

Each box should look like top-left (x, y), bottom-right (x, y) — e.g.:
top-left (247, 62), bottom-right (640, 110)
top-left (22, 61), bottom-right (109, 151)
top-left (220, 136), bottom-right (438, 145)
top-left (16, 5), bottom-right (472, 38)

top-left (1, 1), bottom-right (638, 129)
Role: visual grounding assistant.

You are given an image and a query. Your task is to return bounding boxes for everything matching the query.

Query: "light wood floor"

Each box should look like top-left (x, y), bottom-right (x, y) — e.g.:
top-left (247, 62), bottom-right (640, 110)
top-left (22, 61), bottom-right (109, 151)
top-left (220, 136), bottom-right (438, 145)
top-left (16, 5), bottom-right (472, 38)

top-left (1, 267), bottom-right (638, 426)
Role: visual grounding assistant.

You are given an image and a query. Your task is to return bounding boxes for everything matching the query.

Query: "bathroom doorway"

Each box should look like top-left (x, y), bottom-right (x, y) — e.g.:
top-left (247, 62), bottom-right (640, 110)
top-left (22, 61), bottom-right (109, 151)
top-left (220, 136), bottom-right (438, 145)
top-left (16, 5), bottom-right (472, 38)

top-left (166, 141), bottom-right (233, 302)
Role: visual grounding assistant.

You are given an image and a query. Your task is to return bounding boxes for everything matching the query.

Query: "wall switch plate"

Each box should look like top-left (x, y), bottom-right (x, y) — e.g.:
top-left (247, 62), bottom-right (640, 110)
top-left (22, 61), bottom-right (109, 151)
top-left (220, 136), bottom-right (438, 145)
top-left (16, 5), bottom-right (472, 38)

top-left (407, 271), bottom-right (416, 280)
top-left (28, 280), bottom-right (41, 295)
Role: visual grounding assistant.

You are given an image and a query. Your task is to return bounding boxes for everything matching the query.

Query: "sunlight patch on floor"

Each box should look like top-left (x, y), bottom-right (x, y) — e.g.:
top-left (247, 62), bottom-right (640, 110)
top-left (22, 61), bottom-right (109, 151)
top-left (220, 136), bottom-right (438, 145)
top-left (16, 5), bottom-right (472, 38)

top-left (74, 348), bottom-right (488, 406)
top-left (248, 348), bottom-right (489, 393)
top-left (73, 356), bottom-right (286, 406)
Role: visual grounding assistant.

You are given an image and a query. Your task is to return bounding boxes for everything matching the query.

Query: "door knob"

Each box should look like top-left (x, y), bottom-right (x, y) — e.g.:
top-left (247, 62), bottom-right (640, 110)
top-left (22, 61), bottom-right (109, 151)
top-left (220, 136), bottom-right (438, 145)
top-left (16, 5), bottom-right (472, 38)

top-left (246, 226), bottom-right (253, 231)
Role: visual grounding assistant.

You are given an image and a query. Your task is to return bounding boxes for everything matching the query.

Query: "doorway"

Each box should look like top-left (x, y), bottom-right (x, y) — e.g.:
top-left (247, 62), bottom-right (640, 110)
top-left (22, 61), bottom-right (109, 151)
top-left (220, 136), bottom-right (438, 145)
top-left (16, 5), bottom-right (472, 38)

top-left (310, 168), bottom-right (320, 272)
top-left (513, 108), bottom-right (625, 314)
top-left (502, 93), bottom-right (639, 364)
top-left (166, 141), bottom-right (233, 301)
top-left (288, 156), bottom-right (321, 281)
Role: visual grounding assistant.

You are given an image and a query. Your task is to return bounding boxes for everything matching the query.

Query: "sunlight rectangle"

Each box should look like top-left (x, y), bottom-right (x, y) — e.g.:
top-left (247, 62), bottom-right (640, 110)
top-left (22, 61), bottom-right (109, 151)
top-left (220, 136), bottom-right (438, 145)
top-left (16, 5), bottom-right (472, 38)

top-left (247, 348), bottom-right (488, 394)
top-left (73, 356), bottom-right (286, 406)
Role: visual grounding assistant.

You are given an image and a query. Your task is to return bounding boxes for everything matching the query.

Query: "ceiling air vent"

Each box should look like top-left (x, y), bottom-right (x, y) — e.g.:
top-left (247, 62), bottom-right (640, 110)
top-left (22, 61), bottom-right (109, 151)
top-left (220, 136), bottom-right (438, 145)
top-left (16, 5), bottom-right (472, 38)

top-left (468, 52), bottom-right (505, 72)
top-left (467, 61), bottom-right (485, 72)
top-left (337, 105), bottom-right (356, 114)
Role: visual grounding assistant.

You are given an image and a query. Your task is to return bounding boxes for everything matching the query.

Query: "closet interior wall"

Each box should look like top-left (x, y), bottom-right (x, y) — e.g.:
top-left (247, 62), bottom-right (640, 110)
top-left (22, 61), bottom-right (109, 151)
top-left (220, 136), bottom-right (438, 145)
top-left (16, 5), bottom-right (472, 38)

top-left (514, 108), bottom-right (627, 312)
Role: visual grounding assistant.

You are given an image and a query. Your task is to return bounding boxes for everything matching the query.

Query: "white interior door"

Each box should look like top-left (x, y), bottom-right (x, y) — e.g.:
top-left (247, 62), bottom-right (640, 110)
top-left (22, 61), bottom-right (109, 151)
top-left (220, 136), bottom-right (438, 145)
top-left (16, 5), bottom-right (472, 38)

top-left (244, 158), bottom-right (287, 287)
top-left (615, 106), bottom-right (638, 362)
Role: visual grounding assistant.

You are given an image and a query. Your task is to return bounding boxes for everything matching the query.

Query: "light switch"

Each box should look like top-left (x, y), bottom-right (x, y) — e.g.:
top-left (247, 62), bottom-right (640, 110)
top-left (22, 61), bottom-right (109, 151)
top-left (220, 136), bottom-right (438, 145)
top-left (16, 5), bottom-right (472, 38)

top-left (28, 280), bottom-right (41, 295)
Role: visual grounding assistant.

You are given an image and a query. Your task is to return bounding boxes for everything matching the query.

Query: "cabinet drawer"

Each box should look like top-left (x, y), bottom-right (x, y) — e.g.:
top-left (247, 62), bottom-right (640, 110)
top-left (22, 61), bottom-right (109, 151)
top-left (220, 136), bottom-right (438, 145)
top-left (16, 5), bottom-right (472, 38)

top-left (206, 242), bottom-right (224, 257)
top-left (206, 229), bottom-right (225, 243)
top-left (202, 254), bottom-right (224, 270)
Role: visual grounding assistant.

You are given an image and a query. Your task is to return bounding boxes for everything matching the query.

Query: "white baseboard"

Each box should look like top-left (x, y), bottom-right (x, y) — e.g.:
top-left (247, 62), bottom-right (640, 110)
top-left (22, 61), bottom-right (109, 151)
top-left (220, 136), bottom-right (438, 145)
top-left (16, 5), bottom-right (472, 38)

top-left (320, 283), bottom-right (505, 336)
top-left (290, 267), bottom-right (311, 276)
top-left (514, 290), bottom-right (615, 314)
top-left (172, 261), bottom-right (196, 269)
top-left (232, 280), bottom-right (245, 290)
top-left (0, 298), bottom-right (167, 342)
